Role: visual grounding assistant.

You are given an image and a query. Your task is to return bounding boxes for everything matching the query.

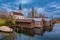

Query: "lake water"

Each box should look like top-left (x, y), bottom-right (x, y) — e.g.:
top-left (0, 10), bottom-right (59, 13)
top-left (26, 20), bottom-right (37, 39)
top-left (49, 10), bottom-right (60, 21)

top-left (0, 23), bottom-right (60, 40)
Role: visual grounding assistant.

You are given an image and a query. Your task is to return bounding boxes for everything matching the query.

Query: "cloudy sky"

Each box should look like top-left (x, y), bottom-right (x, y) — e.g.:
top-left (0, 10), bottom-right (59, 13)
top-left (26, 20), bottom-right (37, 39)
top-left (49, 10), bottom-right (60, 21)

top-left (0, 0), bottom-right (60, 18)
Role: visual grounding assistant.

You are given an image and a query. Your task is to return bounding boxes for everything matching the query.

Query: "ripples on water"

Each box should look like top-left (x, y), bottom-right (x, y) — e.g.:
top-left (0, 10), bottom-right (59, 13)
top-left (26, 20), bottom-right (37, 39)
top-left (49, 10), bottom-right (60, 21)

top-left (0, 23), bottom-right (60, 40)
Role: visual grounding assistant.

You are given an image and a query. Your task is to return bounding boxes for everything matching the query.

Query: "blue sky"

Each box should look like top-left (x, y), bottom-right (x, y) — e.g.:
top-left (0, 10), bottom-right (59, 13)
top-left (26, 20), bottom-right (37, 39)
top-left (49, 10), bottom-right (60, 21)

top-left (0, 0), bottom-right (60, 18)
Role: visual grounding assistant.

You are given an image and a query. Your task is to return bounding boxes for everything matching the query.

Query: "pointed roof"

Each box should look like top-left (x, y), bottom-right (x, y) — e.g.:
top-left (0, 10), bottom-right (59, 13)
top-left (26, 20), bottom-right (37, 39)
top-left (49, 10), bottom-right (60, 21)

top-left (12, 12), bottom-right (24, 16)
top-left (31, 7), bottom-right (35, 18)
top-left (10, 4), bottom-right (24, 16)
top-left (32, 7), bottom-right (34, 13)
top-left (19, 4), bottom-right (22, 10)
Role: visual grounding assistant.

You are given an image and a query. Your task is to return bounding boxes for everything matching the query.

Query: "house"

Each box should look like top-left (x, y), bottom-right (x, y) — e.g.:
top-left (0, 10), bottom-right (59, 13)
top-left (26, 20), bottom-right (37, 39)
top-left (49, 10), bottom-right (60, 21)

top-left (39, 13), bottom-right (48, 18)
top-left (15, 19), bottom-right (34, 28)
top-left (33, 18), bottom-right (43, 28)
top-left (9, 5), bottom-right (24, 20)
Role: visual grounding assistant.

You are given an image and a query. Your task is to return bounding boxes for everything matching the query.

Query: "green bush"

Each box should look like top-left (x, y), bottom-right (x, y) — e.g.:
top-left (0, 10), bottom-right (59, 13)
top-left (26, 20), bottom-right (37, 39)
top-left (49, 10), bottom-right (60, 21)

top-left (0, 20), bottom-right (5, 26)
top-left (12, 21), bottom-right (15, 25)
top-left (0, 20), bottom-right (15, 26)
top-left (4, 20), bottom-right (15, 26)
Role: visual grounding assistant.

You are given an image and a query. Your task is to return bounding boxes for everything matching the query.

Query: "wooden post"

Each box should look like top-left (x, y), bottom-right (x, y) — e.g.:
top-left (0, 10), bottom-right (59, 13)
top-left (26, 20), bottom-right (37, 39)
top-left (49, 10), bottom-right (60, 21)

top-left (17, 27), bottom-right (18, 32)
top-left (21, 26), bottom-right (23, 33)
top-left (22, 26), bottom-right (23, 31)
top-left (14, 27), bottom-right (16, 31)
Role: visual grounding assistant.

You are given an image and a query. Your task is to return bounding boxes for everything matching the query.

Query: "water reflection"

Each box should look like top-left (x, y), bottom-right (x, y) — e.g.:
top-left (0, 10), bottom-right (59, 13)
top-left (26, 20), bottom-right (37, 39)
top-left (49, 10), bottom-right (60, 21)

top-left (0, 23), bottom-right (60, 40)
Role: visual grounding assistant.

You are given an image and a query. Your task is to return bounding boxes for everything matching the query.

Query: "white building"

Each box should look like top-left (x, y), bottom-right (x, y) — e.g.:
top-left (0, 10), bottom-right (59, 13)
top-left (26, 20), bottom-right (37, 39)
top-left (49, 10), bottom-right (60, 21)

top-left (10, 5), bottom-right (24, 20)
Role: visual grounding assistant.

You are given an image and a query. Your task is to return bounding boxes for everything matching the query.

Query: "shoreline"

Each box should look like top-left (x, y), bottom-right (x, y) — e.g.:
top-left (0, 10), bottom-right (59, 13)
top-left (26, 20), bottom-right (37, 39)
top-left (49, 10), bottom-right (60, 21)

top-left (0, 31), bottom-right (13, 36)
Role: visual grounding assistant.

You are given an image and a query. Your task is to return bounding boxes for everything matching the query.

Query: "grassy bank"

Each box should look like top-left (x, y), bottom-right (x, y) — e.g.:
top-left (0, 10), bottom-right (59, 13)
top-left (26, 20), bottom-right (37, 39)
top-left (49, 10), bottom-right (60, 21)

top-left (0, 19), bottom-right (15, 26)
top-left (0, 20), bottom-right (6, 26)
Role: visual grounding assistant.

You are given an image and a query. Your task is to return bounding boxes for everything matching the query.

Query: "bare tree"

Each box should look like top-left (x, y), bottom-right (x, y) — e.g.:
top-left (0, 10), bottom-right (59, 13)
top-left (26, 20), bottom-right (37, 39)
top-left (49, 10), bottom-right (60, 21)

top-left (0, 9), bottom-right (9, 20)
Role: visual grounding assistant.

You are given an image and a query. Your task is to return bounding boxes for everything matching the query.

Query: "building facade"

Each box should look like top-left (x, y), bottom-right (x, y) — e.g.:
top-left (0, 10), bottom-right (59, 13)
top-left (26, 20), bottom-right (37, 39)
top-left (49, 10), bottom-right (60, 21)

top-left (15, 19), bottom-right (34, 28)
top-left (10, 5), bottom-right (24, 20)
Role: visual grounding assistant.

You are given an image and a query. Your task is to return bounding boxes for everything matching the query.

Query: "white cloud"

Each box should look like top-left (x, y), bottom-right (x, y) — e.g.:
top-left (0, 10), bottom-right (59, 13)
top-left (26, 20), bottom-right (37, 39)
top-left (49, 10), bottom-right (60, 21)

top-left (36, 2), bottom-right (60, 18)
top-left (56, 6), bottom-right (60, 9)
top-left (21, 0), bottom-right (32, 4)
top-left (51, 4), bottom-right (60, 9)
top-left (22, 2), bottom-right (60, 18)
top-left (15, 0), bottom-right (33, 4)
top-left (35, 7), bottom-right (47, 16)
top-left (35, 6), bottom-right (60, 18)
top-left (0, 0), bottom-right (3, 2)
top-left (1, 4), bottom-right (17, 12)
top-left (37, 8), bottom-right (45, 14)
top-left (1, 0), bottom-right (60, 18)
top-left (46, 2), bottom-right (60, 9)
top-left (2, 4), bottom-right (9, 8)
top-left (22, 8), bottom-right (31, 17)
top-left (49, 10), bottom-right (60, 14)
top-left (44, 10), bottom-right (60, 18)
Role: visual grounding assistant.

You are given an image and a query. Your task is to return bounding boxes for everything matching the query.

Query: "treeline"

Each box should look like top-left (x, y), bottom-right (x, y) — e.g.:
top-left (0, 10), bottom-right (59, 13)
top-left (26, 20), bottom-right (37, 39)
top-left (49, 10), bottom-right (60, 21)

top-left (0, 9), bottom-right (9, 20)
top-left (0, 9), bottom-right (15, 26)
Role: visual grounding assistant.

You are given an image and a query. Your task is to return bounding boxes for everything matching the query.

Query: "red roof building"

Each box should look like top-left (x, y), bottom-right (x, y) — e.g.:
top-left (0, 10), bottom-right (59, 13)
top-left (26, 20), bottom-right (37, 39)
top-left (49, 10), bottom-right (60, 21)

top-left (15, 19), bottom-right (34, 28)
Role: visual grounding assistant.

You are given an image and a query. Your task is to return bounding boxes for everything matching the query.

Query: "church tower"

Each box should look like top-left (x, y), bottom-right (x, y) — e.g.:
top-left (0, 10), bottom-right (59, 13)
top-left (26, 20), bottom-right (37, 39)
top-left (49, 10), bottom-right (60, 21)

top-left (31, 7), bottom-right (35, 18)
top-left (29, 7), bottom-right (35, 18)
top-left (28, 7), bottom-right (37, 18)
top-left (18, 4), bottom-right (22, 13)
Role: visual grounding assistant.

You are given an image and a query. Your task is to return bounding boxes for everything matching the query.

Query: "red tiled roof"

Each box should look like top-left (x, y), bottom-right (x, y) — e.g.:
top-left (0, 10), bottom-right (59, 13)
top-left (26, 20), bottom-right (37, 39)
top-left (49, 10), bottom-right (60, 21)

top-left (16, 19), bottom-right (34, 22)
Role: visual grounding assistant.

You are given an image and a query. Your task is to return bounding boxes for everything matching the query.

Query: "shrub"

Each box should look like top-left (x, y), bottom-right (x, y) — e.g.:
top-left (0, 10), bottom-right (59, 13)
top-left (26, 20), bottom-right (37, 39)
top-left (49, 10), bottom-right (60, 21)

top-left (0, 20), bottom-right (5, 26)
top-left (4, 20), bottom-right (15, 26)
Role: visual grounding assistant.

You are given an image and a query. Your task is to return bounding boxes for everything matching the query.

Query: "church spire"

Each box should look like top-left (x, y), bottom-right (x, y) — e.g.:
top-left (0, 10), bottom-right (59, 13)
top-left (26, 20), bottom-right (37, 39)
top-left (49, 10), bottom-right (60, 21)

top-left (19, 4), bottom-right (22, 10)
top-left (18, 4), bottom-right (22, 13)
top-left (31, 7), bottom-right (35, 18)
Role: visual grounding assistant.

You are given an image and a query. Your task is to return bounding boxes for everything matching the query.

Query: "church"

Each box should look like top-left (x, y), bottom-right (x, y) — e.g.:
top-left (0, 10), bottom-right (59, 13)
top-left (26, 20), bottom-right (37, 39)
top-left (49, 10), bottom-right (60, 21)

top-left (9, 4), bottom-right (47, 20)
top-left (10, 5), bottom-right (24, 20)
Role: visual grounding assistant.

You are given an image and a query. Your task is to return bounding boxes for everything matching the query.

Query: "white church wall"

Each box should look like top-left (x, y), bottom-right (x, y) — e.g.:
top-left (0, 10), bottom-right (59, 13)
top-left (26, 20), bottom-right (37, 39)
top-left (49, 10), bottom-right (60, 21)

top-left (14, 15), bottom-right (24, 19)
